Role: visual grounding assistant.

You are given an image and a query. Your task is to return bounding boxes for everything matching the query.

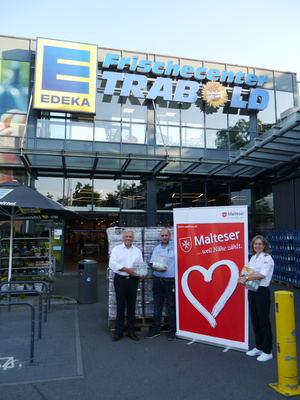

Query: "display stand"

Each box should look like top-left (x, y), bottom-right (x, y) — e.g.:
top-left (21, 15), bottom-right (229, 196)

top-left (0, 236), bottom-right (53, 277)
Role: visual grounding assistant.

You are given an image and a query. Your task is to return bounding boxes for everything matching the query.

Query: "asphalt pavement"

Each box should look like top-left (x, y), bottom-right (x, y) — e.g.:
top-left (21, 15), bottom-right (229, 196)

top-left (1, 272), bottom-right (300, 400)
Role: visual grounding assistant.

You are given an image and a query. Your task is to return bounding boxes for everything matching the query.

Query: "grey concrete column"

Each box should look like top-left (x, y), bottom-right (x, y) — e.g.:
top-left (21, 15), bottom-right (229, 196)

top-left (147, 178), bottom-right (157, 227)
top-left (249, 110), bottom-right (258, 141)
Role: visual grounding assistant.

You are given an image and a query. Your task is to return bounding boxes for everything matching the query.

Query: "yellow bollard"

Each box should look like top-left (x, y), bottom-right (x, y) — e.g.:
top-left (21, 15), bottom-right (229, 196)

top-left (270, 290), bottom-right (300, 396)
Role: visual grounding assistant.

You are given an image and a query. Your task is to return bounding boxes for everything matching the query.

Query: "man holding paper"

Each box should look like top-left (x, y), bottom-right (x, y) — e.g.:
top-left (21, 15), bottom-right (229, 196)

top-left (146, 228), bottom-right (176, 341)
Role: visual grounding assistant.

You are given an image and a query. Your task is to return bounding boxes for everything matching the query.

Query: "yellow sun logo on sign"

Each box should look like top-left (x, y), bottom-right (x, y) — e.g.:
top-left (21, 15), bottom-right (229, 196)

top-left (202, 82), bottom-right (228, 108)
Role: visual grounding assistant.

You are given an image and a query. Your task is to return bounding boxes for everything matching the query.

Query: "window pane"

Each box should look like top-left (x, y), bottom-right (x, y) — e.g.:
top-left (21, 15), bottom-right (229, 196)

top-left (229, 130), bottom-right (250, 150)
top-left (276, 91), bottom-right (294, 120)
top-left (96, 93), bottom-right (121, 121)
top-left (257, 90), bottom-right (276, 130)
top-left (157, 181), bottom-right (181, 210)
top-left (255, 192), bottom-right (274, 233)
top-left (181, 180), bottom-right (206, 207)
top-left (254, 69), bottom-right (274, 90)
top-left (122, 96), bottom-right (147, 123)
top-left (207, 181), bottom-right (230, 206)
top-left (155, 55), bottom-right (180, 65)
top-left (182, 126), bottom-right (204, 148)
top-left (94, 179), bottom-right (119, 208)
top-left (35, 177), bottom-right (64, 203)
top-left (203, 62), bottom-right (226, 72)
top-left (206, 129), bottom-right (221, 149)
top-left (66, 120), bottom-right (93, 140)
top-left (206, 106), bottom-right (227, 130)
top-left (229, 117), bottom-right (251, 149)
top-left (230, 188), bottom-right (251, 206)
top-left (37, 118), bottom-right (65, 139)
top-left (66, 178), bottom-right (95, 208)
top-left (225, 65), bottom-right (248, 75)
top-left (275, 72), bottom-right (293, 92)
top-left (214, 128), bottom-right (229, 149)
top-left (95, 121), bottom-right (121, 142)
top-left (180, 59), bottom-right (203, 72)
top-left (122, 123), bottom-right (147, 144)
top-left (157, 125), bottom-right (180, 146)
top-left (155, 99), bottom-right (180, 125)
top-left (229, 114), bottom-right (250, 129)
top-left (120, 179), bottom-right (146, 212)
top-left (181, 100), bottom-right (204, 127)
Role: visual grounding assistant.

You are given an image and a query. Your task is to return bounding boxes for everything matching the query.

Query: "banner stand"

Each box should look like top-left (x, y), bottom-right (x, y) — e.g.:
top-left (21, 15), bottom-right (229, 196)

top-left (174, 206), bottom-right (248, 351)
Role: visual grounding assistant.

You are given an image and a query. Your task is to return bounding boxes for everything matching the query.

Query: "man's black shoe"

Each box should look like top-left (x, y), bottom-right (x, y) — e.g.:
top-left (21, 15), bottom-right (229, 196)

top-left (145, 331), bottom-right (160, 339)
top-left (112, 333), bottom-right (123, 342)
top-left (128, 333), bottom-right (139, 341)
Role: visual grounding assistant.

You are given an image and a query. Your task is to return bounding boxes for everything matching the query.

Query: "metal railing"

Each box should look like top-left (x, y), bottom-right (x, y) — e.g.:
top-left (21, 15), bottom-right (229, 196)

top-left (0, 301), bottom-right (38, 366)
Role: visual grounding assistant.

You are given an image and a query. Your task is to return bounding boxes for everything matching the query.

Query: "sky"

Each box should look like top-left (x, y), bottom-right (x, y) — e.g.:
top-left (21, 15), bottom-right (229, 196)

top-left (1, 0), bottom-right (300, 80)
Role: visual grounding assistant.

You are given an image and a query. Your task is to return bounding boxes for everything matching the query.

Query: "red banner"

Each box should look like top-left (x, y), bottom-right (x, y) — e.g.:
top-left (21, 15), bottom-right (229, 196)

top-left (174, 206), bottom-right (248, 350)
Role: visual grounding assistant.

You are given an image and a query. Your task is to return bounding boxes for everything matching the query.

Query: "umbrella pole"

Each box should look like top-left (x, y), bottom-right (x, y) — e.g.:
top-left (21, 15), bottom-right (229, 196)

top-left (8, 212), bottom-right (14, 281)
top-left (49, 227), bottom-right (52, 275)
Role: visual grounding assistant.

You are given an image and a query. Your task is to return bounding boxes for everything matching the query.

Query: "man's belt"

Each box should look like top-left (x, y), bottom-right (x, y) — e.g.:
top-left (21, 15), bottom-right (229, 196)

top-left (154, 276), bottom-right (175, 281)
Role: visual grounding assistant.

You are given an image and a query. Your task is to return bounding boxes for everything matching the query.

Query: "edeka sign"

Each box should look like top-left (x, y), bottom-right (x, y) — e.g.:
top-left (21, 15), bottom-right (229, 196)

top-left (102, 54), bottom-right (270, 111)
top-left (34, 38), bottom-right (98, 114)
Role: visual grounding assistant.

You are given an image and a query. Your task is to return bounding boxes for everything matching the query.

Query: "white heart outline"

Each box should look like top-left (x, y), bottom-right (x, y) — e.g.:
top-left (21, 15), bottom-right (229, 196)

top-left (181, 260), bottom-right (239, 328)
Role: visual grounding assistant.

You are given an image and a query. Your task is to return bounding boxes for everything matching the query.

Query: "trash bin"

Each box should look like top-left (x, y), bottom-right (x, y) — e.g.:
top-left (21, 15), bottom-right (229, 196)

top-left (78, 259), bottom-right (98, 304)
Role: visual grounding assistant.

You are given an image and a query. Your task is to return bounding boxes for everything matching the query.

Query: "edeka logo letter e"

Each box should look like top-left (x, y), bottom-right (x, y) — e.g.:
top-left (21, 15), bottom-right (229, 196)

top-left (34, 38), bottom-right (98, 114)
top-left (42, 46), bottom-right (90, 94)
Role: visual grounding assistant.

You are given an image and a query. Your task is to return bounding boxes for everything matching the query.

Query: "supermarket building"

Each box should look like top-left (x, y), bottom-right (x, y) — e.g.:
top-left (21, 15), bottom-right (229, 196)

top-left (0, 34), bottom-right (299, 271)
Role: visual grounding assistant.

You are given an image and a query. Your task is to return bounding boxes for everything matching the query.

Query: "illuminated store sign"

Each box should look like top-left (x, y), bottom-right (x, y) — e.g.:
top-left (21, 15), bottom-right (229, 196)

top-left (33, 39), bottom-right (270, 113)
top-left (34, 38), bottom-right (98, 114)
top-left (102, 54), bottom-right (269, 111)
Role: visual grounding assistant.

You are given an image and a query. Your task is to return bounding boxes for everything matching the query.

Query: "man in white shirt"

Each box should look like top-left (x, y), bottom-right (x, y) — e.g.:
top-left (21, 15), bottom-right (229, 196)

top-left (109, 230), bottom-right (143, 342)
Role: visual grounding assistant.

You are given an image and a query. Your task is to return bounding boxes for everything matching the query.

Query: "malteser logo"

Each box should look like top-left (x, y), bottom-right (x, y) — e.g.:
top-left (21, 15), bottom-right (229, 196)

top-left (222, 212), bottom-right (227, 218)
top-left (179, 237), bottom-right (192, 253)
top-left (34, 38), bottom-right (98, 114)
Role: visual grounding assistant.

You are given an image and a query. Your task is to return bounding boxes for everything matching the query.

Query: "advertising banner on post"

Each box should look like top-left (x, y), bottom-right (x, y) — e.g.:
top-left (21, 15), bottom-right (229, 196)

top-left (174, 206), bottom-right (248, 351)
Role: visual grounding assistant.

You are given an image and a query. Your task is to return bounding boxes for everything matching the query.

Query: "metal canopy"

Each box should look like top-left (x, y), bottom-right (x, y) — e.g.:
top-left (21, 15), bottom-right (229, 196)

top-left (14, 109), bottom-right (300, 182)
top-left (229, 109), bottom-right (300, 178)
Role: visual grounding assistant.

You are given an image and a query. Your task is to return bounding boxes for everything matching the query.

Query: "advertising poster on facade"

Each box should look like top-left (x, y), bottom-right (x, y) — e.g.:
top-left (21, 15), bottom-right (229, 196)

top-left (174, 206), bottom-right (248, 350)
top-left (0, 59), bottom-right (29, 178)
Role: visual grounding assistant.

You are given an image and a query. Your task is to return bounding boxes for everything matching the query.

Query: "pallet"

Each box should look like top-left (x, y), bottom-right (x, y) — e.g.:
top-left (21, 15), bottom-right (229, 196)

top-left (109, 316), bottom-right (170, 335)
top-left (109, 318), bottom-right (149, 334)
top-left (272, 279), bottom-right (300, 290)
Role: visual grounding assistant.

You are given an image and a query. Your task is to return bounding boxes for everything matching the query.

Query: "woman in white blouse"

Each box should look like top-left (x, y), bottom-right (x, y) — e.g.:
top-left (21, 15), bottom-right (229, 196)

top-left (240, 235), bottom-right (274, 362)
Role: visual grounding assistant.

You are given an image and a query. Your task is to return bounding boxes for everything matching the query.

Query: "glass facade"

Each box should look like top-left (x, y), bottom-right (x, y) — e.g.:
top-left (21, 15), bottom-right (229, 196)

top-left (0, 35), bottom-right (298, 237)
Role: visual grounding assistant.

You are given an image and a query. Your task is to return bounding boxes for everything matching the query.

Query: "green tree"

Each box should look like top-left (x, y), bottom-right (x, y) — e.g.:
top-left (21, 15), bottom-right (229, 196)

top-left (118, 182), bottom-right (144, 197)
top-left (215, 118), bottom-right (250, 150)
top-left (72, 183), bottom-right (101, 206)
top-left (102, 192), bottom-right (120, 207)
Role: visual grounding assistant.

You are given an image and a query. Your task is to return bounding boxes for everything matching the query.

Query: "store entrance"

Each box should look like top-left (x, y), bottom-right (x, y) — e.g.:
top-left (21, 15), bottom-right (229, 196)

top-left (64, 216), bottom-right (117, 274)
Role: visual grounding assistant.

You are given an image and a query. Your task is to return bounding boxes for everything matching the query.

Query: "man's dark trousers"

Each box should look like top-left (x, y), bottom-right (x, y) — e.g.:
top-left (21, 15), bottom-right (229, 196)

top-left (114, 274), bottom-right (139, 335)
